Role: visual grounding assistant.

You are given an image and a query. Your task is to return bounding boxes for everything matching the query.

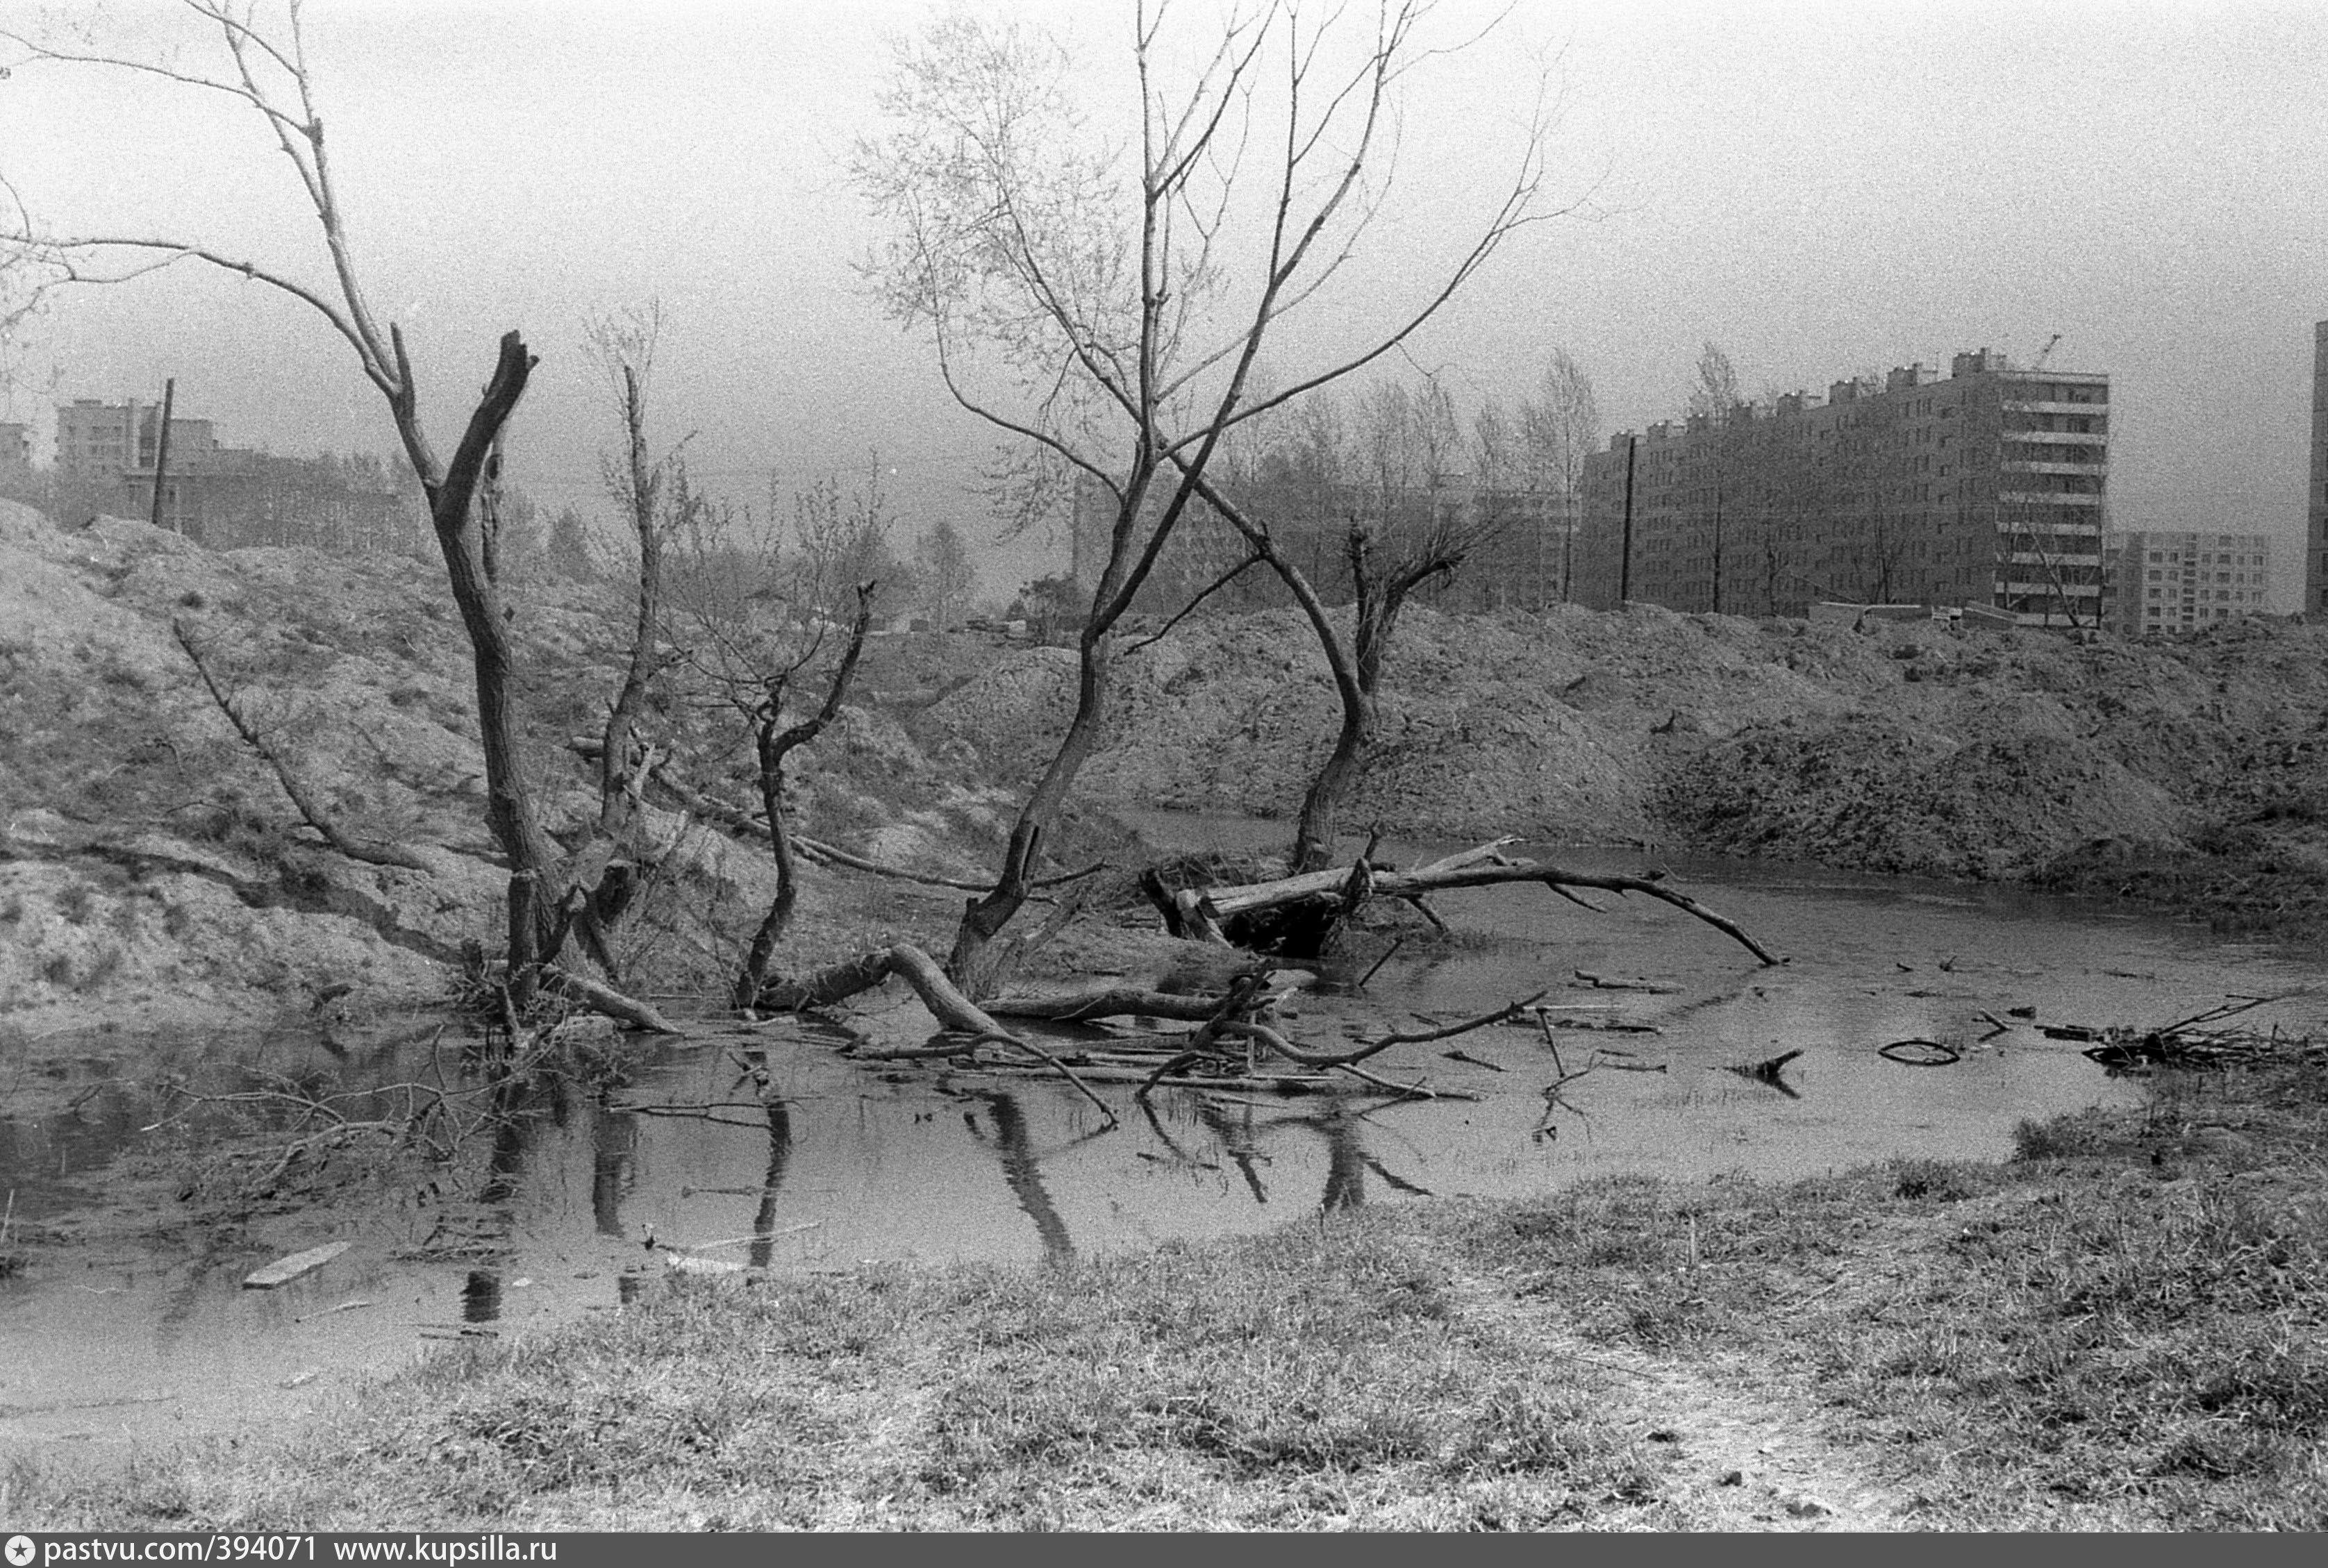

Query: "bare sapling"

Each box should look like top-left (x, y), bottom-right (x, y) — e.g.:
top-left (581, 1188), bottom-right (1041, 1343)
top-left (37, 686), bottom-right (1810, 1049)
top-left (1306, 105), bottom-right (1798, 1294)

top-left (854, 0), bottom-right (1553, 990)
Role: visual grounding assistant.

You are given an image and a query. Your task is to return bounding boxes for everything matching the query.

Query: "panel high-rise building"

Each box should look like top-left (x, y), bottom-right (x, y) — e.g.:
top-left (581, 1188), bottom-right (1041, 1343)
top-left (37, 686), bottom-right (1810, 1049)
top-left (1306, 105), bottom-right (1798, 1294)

top-left (1577, 348), bottom-right (2110, 626)
top-left (2112, 531), bottom-right (2275, 636)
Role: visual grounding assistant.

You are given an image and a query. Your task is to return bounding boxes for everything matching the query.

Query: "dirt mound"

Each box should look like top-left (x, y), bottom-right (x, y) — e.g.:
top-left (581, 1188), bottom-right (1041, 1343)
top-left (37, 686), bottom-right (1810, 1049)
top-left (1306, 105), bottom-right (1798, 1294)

top-left (10, 480), bottom-right (2328, 1037)
top-left (1662, 712), bottom-right (2183, 880)
top-left (927, 595), bottom-right (2328, 938)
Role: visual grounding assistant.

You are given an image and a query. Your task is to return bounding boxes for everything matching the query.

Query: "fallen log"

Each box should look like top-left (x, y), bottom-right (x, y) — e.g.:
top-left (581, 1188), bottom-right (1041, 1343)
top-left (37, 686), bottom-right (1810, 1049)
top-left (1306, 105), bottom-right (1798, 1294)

top-left (545, 967), bottom-right (681, 1035)
top-left (983, 986), bottom-right (1261, 1024)
top-left (1192, 842), bottom-right (1781, 966)
top-left (243, 1241), bottom-right (351, 1290)
top-left (749, 944), bottom-right (1118, 1128)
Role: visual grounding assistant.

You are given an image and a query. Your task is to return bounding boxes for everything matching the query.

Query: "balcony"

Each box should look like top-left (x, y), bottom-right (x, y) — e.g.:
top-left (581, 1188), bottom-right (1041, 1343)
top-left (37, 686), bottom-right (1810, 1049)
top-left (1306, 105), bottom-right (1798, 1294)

top-left (1997, 491), bottom-right (2102, 508)
top-left (2002, 399), bottom-right (2109, 415)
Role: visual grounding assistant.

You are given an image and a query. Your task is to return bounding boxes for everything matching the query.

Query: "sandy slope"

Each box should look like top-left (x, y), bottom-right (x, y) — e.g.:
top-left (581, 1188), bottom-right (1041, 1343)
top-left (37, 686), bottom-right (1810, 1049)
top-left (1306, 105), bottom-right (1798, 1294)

top-left (931, 596), bottom-right (2328, 911)
top-left (6, 495), bottom-right (2325, 1033)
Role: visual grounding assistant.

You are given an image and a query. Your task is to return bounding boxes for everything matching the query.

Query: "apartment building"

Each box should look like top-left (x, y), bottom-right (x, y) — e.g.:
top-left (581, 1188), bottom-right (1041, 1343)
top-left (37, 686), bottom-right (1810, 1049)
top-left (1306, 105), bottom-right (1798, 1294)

top-left (2309, 320), bottom-right (2328, 615)
top-left (1065, 468), bottom-right (1585, 619)
top-left (1575, 348), bottom-right (2111, 626)
top-left (55, 396), bottom-right (263, 537)
top-left (2113, 531), bottom-right (2276, 636)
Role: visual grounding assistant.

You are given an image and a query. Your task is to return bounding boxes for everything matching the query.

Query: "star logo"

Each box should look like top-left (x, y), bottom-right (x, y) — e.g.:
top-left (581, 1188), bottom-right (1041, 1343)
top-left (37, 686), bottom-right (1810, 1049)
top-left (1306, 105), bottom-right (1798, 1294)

top-left (5, 1535), bottom-right (36, 1567)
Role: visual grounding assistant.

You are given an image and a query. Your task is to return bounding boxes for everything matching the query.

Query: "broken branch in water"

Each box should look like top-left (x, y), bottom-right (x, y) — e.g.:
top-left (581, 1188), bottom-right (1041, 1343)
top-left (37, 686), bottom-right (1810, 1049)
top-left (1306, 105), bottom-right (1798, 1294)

top-left (1724, 1048), bottom-right (1804, 1098)
top-left (1189, 842), bottom-right (1783, 966)
top-left (748, 944), bottom-right (1119, 1130)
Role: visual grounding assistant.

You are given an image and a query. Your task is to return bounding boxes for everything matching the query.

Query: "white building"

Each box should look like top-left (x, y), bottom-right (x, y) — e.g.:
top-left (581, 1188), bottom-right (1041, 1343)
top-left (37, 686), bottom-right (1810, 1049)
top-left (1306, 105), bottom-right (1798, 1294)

top-left (2115, 530), bottom-right (2276, 635)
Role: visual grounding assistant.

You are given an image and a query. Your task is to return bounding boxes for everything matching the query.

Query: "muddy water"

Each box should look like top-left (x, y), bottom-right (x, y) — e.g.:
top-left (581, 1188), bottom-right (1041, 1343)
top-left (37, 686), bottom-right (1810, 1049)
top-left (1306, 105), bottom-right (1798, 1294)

top-left (3, 826), bottom-right (2319, 1458)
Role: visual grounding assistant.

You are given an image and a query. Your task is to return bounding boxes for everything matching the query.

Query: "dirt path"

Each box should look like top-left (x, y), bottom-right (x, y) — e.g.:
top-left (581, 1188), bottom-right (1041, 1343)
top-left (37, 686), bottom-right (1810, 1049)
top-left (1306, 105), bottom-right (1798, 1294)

top-left (1448, 1271), bottom-right (1917, 1530)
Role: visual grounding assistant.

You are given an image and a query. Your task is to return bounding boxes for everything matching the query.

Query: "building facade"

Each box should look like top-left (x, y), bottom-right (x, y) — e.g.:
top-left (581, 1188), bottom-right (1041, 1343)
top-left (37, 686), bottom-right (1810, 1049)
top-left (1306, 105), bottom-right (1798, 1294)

top-left (54, 396), bottom-right (270, 540)
top-left (1576, 348), bottom-right (2111, 626)
top-left (2112, 531), bottom-right (2276, 636)
top-left (1065, 469), bottom-right (1586, 620)
top-left (2309, 320), bottom-right (2328, 615)
top-left (56, 398), bottom-right (148, 481)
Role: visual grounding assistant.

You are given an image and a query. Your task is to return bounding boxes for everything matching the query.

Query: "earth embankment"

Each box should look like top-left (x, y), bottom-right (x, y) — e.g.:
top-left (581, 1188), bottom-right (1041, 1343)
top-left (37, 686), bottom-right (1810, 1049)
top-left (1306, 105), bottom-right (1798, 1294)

top-left (926, 599), bottom-right (2328, 937)
top-left (7, 491), bottom-right (2325, 1033)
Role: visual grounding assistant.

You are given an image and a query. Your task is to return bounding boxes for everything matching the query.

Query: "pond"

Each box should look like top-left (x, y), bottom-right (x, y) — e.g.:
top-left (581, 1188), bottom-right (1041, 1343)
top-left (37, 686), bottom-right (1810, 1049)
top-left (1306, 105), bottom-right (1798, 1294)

top-left (3, 824), bottom-right (2318, 1457)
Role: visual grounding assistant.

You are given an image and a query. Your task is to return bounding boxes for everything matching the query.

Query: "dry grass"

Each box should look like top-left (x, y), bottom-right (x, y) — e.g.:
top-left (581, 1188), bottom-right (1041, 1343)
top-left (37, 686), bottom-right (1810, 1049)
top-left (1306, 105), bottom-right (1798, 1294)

top-left (10, 1053), bottom-right (2326, 1531)
top-left (10, 1221), bottom-right (1665, 1531)
top-left (1440, 1055), bottom-right (2328, 1528)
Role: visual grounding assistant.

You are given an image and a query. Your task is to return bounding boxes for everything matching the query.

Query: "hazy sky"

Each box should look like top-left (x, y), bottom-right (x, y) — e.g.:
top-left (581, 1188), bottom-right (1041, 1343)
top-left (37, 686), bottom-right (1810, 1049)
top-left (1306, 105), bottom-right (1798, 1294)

top-left (4, 0), bottom-right (2324, 606)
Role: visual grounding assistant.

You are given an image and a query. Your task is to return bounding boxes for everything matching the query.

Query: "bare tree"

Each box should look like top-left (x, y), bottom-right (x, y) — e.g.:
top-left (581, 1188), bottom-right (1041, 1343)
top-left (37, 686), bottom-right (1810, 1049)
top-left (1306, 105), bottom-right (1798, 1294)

top-left (566, 304), bottom-right (695, 980)
top-left (654, 473), bottom-right (882, 1006)
top-left (729, 582), bottom-right (877, 1009)
top-left (1684, 342), bottom-right (1745, 615)
top-left (1466, 394), bottom-right (1531, 610)
top-left (792, 467), bottom-right (906, 626)
top-left (1192, 372), bottom-right (1497, 873)
top-left (854, 0), bottom-right (1549, 986)
top-left (1516, 349), bottom-right (1598, 602)
top-left (0, 4), bottom-right (647, 1012)
top-left (913, 519), bottom-right (979, 630)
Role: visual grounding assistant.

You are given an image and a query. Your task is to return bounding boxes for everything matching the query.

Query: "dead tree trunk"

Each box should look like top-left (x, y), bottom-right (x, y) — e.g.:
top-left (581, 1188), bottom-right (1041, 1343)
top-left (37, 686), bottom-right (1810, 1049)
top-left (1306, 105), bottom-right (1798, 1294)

top-left (405, 333), bottom-right (573, 1001)
top-left (1180, 471), bottom-right (1468, 875)
top-left (733, 584), bottom-right (876, 1008)
top-left (1189, 840), bottom-right (1784, 967)
top-left (1290, 524), bottom-right (1457, 872)
top-left (747, 942), bottom-right (1117, 1128)
top-left (946, 619), bottom-right (1112, 990)
top-left (572, 358), bottom-right (674, 975)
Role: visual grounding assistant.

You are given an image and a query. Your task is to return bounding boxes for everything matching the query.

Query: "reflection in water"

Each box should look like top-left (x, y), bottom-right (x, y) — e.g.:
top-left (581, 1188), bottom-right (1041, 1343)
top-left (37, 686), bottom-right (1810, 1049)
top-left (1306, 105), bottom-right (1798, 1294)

top-left (460, 1269), bottom-right (501, 1323)
top-left (1195, 1099), bottom-right (1271, 1203)
top-left (1319, 1110), bottom-right (1367, 1211)
top-left (590, 1103), bottom-right (638, 1238)
top-left (967, 1091), bottom-right (1074, 1263)
top-left (10, 842), bottom-right (2263, 1460)
top-left (476, 1089), bottom-right (529, 1206)
top-left (747, 1094), bottom-right (795, 1270)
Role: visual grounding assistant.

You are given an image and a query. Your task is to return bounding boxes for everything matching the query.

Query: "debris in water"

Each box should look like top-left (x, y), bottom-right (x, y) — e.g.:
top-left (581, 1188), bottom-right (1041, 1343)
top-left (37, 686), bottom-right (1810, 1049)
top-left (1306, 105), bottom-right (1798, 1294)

top-left (242, 1240), bottom-right (351, 1290)
top-left (291, 1297), bottom-right (373, 1324)
top-left (1879, 1039), bottom-right (1961, 1067)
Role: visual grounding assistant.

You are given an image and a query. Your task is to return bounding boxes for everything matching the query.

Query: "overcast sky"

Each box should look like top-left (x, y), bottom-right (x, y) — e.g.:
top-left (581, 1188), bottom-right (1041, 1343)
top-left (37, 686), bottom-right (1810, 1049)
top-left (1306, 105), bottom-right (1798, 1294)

top-left (3, 0), bottom-right (2323, 606)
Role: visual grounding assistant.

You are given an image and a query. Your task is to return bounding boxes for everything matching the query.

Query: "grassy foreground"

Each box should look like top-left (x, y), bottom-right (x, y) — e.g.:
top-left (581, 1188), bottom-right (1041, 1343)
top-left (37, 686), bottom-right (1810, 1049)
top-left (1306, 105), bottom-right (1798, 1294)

top-left (8, 1058), bottom-right (2325, 1532)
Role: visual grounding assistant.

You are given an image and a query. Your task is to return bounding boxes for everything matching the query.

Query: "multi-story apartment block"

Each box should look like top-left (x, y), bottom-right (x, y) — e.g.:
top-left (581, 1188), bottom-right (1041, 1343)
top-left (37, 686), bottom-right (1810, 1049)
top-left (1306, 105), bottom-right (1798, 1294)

top-left (58, 397), bottom-right (226, 478)
top-left (1575, 348), bottom-right (2111, 626)
top-left (2113, 531), bottom-right (2276, 636)
top-left (55, 396), bottom-right (260, 537)
top-left (56, 398), bottom-right (147, 480)
top-left (2309, 320), bottom-right (2328, 615)
top-left (1066, 468), bottom-right (1588, 619)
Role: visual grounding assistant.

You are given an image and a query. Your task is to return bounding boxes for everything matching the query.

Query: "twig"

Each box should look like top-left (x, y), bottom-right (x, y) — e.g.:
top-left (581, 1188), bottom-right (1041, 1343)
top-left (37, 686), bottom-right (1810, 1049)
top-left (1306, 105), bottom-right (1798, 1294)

top-left (1357, 935), bottom-right (1406, 990)
top-left (1442, 1048), bottom-right (1505, 1071)
top-left (679, 1222), bottom-right (824, 1252)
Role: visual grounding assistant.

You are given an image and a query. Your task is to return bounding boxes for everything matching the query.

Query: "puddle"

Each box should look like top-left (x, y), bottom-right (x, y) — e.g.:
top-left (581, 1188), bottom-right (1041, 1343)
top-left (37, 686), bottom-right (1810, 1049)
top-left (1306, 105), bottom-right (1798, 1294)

top-left (3, 825), bottom-right (2319, 1457)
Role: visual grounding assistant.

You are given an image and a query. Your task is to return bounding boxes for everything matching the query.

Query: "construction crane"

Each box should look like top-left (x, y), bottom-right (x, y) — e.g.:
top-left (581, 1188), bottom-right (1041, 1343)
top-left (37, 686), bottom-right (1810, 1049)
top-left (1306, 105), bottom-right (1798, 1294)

top-left (2028, 333), bottom-right (2063, 371)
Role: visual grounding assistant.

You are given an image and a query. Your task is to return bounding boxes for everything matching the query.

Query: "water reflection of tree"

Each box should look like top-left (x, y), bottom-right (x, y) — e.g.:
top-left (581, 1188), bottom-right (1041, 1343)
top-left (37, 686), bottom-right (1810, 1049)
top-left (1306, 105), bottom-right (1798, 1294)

top-left (1177, 1099), bottom-right (1431, 1212)
top-left (746, 1094), bottom-right (795, 1270)
top-left (1195, 1099), bottom-right (1272, 1204)
top-left (965, 1090), bottom-right (1075, 1265)
top-left (590, 1102), bottom-right (638, 1239)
